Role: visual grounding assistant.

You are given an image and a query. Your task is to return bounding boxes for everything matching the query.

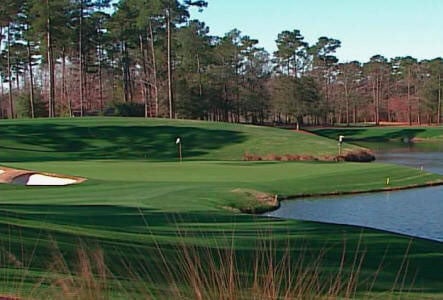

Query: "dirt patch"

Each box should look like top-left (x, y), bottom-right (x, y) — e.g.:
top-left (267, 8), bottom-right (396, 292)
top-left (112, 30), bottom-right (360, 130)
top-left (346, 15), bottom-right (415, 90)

top-left (231, 188), bottom-right (280, 213)
top-left (0, 166), bottom-right (86, 186)
top-left (291, 129), bottom-right (317, 135)
top-left (0, 296), bottom-right (21, 300)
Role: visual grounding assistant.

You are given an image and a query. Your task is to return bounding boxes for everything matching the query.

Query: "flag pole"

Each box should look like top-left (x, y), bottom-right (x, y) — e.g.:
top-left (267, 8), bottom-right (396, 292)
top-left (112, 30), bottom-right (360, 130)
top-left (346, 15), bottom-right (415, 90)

top-left (176, 137), bottom-right (182, 162)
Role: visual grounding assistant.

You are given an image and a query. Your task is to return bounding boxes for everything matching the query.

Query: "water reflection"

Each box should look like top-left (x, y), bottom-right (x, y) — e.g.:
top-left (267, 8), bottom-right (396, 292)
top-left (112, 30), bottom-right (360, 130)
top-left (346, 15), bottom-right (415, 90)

top-left (377, 151), bottom-right (443, 175)
top-left (265, 143), bottom-right (443, 242)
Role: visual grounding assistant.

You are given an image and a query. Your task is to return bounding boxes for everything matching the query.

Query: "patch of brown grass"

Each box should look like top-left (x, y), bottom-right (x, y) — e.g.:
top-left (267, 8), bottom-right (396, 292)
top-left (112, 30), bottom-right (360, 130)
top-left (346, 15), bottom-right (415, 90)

top-left (0, 228), bottom-right (418, 299)
top-left (231, 188), bottom-right (279, 213)
top-left (243, 153), bottom-right (262, 161)
top-left (243, 150), bottom-right (375, 163)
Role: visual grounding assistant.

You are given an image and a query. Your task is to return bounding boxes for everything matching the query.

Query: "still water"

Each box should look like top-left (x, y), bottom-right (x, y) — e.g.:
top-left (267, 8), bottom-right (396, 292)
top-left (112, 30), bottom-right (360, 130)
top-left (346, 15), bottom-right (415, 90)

top-left (265, 143), bottom-right (443, 242)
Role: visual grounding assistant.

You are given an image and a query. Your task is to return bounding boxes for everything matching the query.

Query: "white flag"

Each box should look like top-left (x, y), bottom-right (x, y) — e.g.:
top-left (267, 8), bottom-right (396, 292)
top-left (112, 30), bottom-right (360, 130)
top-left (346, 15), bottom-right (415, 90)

top-left (176, 137), bottom-right (181, 144)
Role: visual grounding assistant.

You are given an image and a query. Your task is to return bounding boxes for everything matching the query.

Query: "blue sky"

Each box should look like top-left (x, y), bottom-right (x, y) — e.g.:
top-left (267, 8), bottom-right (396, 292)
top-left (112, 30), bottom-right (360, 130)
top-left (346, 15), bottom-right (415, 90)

top-left (189, 0), bottom-right (443, 62)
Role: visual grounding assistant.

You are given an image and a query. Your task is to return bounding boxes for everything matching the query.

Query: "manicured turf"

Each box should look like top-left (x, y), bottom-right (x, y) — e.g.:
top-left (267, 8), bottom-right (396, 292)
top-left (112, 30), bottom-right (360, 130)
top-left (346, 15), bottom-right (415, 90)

top-left (310, 126), bottom-right (443, 142)
top-left (3, 160), bottom-right (441, 210)
top-left (0, 117), bottom-right (361, 162)
top-left (1, 118), bottom-right (443, 298)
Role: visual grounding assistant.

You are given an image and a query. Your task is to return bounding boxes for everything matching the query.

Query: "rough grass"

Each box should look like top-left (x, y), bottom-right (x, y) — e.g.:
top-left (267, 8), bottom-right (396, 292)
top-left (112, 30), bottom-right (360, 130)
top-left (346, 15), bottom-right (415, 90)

top-left (0, 230), bottom-right (433, 299)
top-left (0, 117), bottom-right (443, 298)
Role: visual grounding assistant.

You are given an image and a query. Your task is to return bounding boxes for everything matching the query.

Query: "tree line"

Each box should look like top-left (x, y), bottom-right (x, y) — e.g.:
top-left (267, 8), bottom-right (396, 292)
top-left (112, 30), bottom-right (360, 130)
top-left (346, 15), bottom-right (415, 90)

top-left (1, 0), bottom-right (443, 126)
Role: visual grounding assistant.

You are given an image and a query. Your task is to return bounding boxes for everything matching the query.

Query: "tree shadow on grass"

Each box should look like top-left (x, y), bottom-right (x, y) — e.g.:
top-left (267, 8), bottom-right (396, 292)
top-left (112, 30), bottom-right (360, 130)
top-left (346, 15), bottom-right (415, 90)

top-left (312, 128), bottom-right (427, 143)
top-left (0, 124), bottom-right (246, 162)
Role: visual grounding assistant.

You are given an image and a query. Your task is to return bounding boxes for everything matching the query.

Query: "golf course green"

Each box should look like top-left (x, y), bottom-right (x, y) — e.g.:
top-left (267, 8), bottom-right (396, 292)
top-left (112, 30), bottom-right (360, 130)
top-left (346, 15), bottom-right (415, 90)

top-left (1, 117), bottom-right (443, 299)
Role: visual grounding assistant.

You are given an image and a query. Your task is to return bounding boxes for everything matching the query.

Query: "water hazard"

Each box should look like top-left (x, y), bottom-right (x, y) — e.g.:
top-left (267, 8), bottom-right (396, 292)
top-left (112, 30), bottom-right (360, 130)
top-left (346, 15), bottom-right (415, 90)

top-left (265, 143), bottom-right (443, 242)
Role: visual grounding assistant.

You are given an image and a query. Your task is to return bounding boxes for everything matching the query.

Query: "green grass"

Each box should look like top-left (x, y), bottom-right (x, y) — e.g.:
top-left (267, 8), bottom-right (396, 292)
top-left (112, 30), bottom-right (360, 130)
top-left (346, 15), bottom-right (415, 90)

top-left (1, 117), bottom-right (443, 298)
top-left (3, 160), bottom-right (441, 208)
top-left (0, 117), bottom-right (360, 162)
top-left (309, 126), bottom-right (443, 143)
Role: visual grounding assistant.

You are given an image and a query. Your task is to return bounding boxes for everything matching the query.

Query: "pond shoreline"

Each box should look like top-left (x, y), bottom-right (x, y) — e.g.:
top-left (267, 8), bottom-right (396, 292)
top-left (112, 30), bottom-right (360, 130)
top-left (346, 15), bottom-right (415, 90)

top-left (254, 178), bottom-right (443, 214)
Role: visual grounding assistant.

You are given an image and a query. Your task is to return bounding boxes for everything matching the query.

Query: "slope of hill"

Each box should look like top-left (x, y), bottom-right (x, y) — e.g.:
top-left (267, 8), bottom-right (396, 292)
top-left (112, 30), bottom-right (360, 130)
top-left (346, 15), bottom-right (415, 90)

top-left (0, 117), bottom-right (362, 162)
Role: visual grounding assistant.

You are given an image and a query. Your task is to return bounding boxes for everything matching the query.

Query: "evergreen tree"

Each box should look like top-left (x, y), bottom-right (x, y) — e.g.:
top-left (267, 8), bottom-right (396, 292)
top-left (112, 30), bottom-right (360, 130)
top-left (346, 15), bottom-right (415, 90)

top-left (28, 0), bottom-right (72, 117)
top-left (273, 29), bottom-right (308, 77)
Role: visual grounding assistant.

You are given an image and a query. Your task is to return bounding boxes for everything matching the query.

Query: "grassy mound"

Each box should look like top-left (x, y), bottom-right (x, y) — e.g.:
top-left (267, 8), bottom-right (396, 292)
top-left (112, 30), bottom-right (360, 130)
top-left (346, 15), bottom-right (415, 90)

top-left (0, 117), bottom-right (443, 298)
top-left (310, 126), bottom-right (443, 143)
top-left (0, 117), bottom-right (362, 162)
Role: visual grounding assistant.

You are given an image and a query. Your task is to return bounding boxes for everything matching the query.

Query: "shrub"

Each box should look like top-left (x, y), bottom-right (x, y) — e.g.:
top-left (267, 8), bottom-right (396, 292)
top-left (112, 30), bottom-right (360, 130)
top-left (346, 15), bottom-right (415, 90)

top-left (15, 91), bottom-right (47, 118)
top-left (343, 150), bottom-right (376, 162)
top-left (105, 102), bottom-right (145, 117)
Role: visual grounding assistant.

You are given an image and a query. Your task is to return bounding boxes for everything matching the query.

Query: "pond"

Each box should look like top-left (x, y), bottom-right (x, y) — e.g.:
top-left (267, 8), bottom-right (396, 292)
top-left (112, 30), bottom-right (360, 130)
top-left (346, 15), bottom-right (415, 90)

top-left (265, 142), bottom-right (443, 242)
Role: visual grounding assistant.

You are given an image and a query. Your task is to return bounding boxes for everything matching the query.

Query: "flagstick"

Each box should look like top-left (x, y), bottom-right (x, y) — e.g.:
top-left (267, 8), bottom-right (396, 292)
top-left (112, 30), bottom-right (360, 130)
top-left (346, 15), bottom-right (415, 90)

top-left (176, 137), bottom-right (182, 163)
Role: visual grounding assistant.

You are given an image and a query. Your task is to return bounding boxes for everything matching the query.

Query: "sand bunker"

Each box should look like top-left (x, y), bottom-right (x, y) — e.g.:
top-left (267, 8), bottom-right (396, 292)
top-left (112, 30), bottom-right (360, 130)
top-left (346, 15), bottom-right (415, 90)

top-left (12, 174), bottom-right (78, 186)
top-left (0, 166), bottom-right (85, 186)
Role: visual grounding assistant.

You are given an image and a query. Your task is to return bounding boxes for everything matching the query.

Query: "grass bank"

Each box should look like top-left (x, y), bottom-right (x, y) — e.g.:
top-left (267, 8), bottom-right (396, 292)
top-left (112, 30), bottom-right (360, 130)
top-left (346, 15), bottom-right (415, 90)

top-left (0, 118), bottom-right (442, 298)
top-left (0, 117), bottom-right (363, 162)
top-left (309, 126), bottom-right (443, 143)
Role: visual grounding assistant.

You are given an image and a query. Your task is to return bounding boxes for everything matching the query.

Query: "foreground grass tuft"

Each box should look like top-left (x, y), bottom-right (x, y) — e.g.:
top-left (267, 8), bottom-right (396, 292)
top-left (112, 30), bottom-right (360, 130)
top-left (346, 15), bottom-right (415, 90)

top-left (0, 229), bottom-right (427, 299)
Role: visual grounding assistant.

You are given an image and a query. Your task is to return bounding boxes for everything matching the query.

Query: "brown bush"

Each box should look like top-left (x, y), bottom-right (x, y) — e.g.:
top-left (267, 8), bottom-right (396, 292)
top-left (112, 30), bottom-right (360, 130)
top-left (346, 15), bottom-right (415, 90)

top-left (343, 150), bottom-right (375, 162)
top-left (243, 151), bottom-right (375, 163)
top-left (263, 154), bottom-right (280, 161)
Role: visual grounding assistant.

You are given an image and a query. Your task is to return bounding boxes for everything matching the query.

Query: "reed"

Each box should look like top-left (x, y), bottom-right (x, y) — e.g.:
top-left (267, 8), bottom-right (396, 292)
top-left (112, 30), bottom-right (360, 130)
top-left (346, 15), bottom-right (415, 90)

top-left (0, 228), bottom-right (417, 300)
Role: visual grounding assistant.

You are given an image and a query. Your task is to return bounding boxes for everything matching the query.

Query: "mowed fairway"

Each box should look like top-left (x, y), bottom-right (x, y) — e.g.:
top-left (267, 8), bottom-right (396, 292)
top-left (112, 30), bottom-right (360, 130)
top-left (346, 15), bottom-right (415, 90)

top-left (1, 118), bottom-right (443, 298)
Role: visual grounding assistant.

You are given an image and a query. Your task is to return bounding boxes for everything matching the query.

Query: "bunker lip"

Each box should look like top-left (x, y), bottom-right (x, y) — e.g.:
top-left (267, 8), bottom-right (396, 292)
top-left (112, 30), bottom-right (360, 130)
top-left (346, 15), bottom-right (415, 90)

top-left (0, 166), bottom-right (86, 186)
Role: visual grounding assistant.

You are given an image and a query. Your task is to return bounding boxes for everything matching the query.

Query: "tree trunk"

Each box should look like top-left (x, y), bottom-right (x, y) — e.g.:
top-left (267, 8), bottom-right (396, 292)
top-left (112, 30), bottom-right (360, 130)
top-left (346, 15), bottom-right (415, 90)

top-left (438, 74), bottom-right (441, 125)
top-left (27, 40), bottom-right (35, 118)
top-left (344, 79), bottom-right (349, 126)
top-left (166, 7), bottom-right (174, 119)
top-left (407, 67), bottom-right (411, 125)
top-left (7, 24), bottom-right (14, 119)
top-left (121, 42), bottom-right (129, 103)
top-left (148, 21), bottom-right (159, 117)
top-left (139, 34), bottom-right (149, 118)
top-left (127, 52), bottom-right (134, 102)
top-left (353, 103), bottom-right (357, 124)
top-left (416, 85), bottom-right (421, 125)
top-left (197, 53), bottom-right (202, 97)
top-left (98, 37), bottom-right (104, 112)
top-left (47, 0), bottom-right (55, 117)
top-left (235, 48), bottom-right (240, 123)
top-left (417, 96), bottom-right (421, 125)
top-left (15, 68), bottom-right (20, 91)
top-left (377, 74), bottom-right (382, 125)
top-left (79, 0), bottom-right (84, 116)
top-left (62, 52), bottom-right (72, 117)
top-left (372, 77), bottom-right (377, 125)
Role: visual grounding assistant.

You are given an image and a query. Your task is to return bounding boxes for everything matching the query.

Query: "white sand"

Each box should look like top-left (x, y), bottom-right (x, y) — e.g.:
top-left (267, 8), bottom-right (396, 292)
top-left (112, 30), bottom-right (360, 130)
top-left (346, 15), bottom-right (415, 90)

top-left (13, 174), bottom-right (77, 186)
top-left (0, 170), bottom-right (4, 175)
